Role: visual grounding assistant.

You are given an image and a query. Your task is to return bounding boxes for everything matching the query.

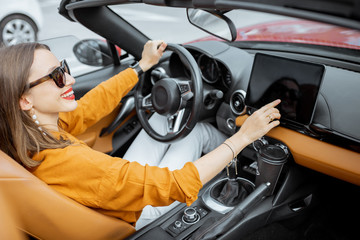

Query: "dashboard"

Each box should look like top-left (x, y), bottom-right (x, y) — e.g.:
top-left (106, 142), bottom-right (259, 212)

top-left (190, 51), bottom-right (232, 88)
top-left (162, 40), bottom-right (360, 185)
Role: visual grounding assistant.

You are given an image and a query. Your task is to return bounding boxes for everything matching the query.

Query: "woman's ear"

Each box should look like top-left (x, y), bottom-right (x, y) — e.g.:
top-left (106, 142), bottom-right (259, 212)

top-left (19, 95), bottom-right (33, 111)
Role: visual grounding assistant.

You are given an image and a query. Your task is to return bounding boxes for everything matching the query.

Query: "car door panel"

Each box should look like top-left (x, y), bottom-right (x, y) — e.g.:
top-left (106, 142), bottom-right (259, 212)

top-left (72, 64), bottom-right (138, 154)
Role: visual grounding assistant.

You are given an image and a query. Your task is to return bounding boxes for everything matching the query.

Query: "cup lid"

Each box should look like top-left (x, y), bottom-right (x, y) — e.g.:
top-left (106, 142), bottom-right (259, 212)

top-left (258, 145), bottom-right (288, 163)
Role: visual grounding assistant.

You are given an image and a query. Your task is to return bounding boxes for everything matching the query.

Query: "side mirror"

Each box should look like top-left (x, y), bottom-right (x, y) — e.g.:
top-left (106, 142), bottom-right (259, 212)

top-left (187, 9), bottom-right (237, 42)
top-left (73, 39), bottom-right (116, 66)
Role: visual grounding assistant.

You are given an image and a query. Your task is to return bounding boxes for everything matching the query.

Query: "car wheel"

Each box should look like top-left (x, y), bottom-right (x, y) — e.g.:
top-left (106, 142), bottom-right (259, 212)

top-left (0, 14), bottom-right (38, 46)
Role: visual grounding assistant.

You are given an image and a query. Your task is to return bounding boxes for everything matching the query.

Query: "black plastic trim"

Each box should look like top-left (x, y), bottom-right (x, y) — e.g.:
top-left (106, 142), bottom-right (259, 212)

top-left (69, 5), bottom-right (148, 60)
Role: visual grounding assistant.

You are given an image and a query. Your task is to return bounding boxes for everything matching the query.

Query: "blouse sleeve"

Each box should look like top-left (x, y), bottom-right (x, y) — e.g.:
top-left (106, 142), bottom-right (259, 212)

top-left (97, 160), bottom-right (203, 211)
top-left (58, 68), bottom-right (138, 136)
top-left (31, 139), bottom-right (203, 224)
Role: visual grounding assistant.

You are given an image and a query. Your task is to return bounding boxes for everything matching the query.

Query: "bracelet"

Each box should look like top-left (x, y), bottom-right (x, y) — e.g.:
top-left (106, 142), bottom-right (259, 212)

top-left (222, 141), bottom-right (235, 159)
top-left (226, 139), bottom-right (236, 152)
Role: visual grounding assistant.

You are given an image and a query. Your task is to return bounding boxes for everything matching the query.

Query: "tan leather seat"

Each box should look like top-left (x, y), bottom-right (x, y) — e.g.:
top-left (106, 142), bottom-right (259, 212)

top-left (0, 191), bottom-right (27, 240)
top-left (0, 150), bottom-right (136, 240)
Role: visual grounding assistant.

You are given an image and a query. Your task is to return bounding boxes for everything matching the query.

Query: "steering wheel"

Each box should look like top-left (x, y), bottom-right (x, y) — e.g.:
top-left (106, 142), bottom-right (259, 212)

top-left (135, 43), bottom-right (203, 142)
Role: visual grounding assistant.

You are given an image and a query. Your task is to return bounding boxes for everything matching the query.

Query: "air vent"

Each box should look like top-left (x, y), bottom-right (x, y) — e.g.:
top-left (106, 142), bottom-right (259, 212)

top-left (223, 70), bottom-right (232, 88)
top-left (230, 90), bottom-right (246, 115)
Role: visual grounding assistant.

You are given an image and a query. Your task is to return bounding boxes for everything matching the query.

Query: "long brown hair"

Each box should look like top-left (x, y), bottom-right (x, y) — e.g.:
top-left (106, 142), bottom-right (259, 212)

top-left (0, 43), bottom-right (71, 168)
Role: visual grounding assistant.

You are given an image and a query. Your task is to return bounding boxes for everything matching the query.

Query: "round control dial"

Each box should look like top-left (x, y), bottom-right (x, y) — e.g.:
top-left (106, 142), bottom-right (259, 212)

top-left (182, 207), bottom-right (200, 224)
top-left (174, 220), bottom-right (182, 228)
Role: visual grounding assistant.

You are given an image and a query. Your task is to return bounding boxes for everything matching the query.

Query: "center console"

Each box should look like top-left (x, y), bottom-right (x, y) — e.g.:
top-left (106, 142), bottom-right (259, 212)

top-left (126, 136), bottom-right (317, 240)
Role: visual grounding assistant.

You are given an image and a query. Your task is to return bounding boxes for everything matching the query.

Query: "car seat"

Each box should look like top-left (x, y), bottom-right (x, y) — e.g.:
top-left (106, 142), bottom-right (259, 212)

top-left (0, 150), bottom-right (136, 240)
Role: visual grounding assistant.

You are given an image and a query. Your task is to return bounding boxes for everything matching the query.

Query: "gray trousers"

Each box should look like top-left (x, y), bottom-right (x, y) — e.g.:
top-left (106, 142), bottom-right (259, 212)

top-left (124, 113), bottom-right (227, 229)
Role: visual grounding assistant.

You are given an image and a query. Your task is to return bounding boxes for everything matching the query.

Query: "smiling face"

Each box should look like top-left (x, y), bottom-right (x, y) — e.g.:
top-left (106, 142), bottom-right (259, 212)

top-left (20, 49), bottom-right (77, 129)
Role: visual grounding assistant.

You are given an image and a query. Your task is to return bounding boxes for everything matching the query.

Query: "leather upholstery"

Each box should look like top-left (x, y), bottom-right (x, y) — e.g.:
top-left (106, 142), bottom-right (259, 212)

top-left (0, 150), bottom-right (136, 240)
top-left (0, 191), bottom-right (26, 240)
top-left (236, 115), bottom-right (360, 186)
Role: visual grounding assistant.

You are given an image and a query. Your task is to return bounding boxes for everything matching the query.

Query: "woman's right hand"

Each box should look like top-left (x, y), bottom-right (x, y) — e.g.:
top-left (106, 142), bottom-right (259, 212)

top-left (231, 99), bottom-right (281, 154)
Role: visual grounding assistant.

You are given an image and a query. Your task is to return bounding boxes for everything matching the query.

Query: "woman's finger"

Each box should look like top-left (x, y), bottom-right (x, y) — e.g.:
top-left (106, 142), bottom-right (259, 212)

top-left (266, 112), bottom-right (281, 123)
top-left (157, 41), bottom-right (167, 52)
top-left (263, 108), bottom-right (280, 122)
top-left (259, 99), bottom-right (281, 113)
top-left (266, 119), bottom-right (281, 131)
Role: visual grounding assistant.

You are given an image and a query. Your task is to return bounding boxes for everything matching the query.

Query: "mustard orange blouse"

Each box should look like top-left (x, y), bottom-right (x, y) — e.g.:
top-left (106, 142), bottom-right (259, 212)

top-left (30, 68), bottom-right (203, 225)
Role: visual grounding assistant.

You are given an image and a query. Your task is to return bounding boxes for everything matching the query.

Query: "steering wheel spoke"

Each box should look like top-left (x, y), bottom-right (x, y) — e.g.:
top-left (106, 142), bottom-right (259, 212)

top-left (167, 109), bottom-right (186, 134)
top-left (178, 80), bottom-right (194, 107)
top-left (141, 93), bottom-right (154, 111)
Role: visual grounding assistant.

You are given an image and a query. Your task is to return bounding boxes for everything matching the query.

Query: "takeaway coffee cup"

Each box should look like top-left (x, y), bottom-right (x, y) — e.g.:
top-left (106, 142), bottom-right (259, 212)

top-left (255, 144), bottom-right (288, 196)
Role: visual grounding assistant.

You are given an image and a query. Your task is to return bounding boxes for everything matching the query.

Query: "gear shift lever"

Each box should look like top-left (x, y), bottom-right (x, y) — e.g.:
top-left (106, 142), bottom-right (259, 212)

top-left (211, 158), bottom-right (254, 207)
top-left (226, 158), bottom-right (238, 179)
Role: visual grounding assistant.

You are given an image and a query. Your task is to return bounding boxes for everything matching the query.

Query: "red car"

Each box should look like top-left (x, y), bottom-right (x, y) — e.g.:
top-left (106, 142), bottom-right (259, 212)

top-left (1, 1), bottom-right (360, 240)
top-left (196, 19), bottom-right (360, 50)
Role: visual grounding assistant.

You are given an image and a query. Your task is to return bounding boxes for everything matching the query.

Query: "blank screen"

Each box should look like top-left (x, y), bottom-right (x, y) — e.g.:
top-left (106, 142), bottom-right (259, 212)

top-left (245, 53), bottom-right (325, 125)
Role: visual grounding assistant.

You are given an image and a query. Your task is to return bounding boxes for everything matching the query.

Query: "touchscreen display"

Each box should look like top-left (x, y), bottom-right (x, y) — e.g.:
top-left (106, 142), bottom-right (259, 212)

top-left (245, 53), bottom-right (325, 126)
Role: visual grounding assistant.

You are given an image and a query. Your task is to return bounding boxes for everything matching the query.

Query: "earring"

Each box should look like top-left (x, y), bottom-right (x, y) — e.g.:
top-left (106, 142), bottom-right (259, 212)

top-left (31, 111), bottom-right (46, 135)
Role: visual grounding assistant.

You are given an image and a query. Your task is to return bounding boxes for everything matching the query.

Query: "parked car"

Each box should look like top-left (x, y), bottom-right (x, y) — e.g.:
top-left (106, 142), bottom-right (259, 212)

top-left (196, 18), bottom-right (360, 50)
top-left (0, 0), bottom-right (43, 46)
top-left (1, 0), bottom-right (359, 240)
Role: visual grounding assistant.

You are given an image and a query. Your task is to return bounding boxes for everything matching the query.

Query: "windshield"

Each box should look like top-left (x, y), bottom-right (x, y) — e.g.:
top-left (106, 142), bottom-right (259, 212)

top-left (109, 4), bottom-right (360, 52)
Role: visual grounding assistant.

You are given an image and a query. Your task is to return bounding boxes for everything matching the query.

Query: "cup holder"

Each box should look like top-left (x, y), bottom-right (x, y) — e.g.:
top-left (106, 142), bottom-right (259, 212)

top-left (202, 177), bottom-right (255, 214)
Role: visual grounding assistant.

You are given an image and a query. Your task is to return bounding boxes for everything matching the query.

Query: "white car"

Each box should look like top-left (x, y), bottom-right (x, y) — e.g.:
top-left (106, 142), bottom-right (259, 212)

top-left (0, 0), bottom-right (43, 46)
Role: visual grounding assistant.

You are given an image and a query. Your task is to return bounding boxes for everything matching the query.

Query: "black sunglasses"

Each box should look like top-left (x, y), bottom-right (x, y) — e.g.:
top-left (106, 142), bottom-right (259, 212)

top-left (29, 60), bottom-right (70, 89)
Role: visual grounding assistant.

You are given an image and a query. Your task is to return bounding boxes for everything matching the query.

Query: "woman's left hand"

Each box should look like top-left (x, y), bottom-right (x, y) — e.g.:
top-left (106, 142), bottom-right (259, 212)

top-left (139, 40), bottom-right (167, 72)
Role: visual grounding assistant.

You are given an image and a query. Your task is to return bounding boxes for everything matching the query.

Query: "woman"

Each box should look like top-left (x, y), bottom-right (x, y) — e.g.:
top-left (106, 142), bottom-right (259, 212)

top-left (0, 41), bottom-right (281, 227)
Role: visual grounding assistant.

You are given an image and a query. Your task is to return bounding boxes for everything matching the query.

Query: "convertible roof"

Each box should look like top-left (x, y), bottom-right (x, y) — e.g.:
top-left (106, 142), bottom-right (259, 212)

top-left (63, 0), bottom-right (360, 30)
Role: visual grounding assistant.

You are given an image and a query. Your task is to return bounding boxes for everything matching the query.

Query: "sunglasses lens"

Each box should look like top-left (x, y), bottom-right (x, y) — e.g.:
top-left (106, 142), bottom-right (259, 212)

top-left (52, 69), bottom-right (65, 88)
top-left (63, 60), bottom-right (70, 75)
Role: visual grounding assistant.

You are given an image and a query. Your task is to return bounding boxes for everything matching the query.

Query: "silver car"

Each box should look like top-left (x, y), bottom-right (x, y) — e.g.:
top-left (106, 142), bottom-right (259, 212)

top-left (0, 0), bottom-right (43, 46)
